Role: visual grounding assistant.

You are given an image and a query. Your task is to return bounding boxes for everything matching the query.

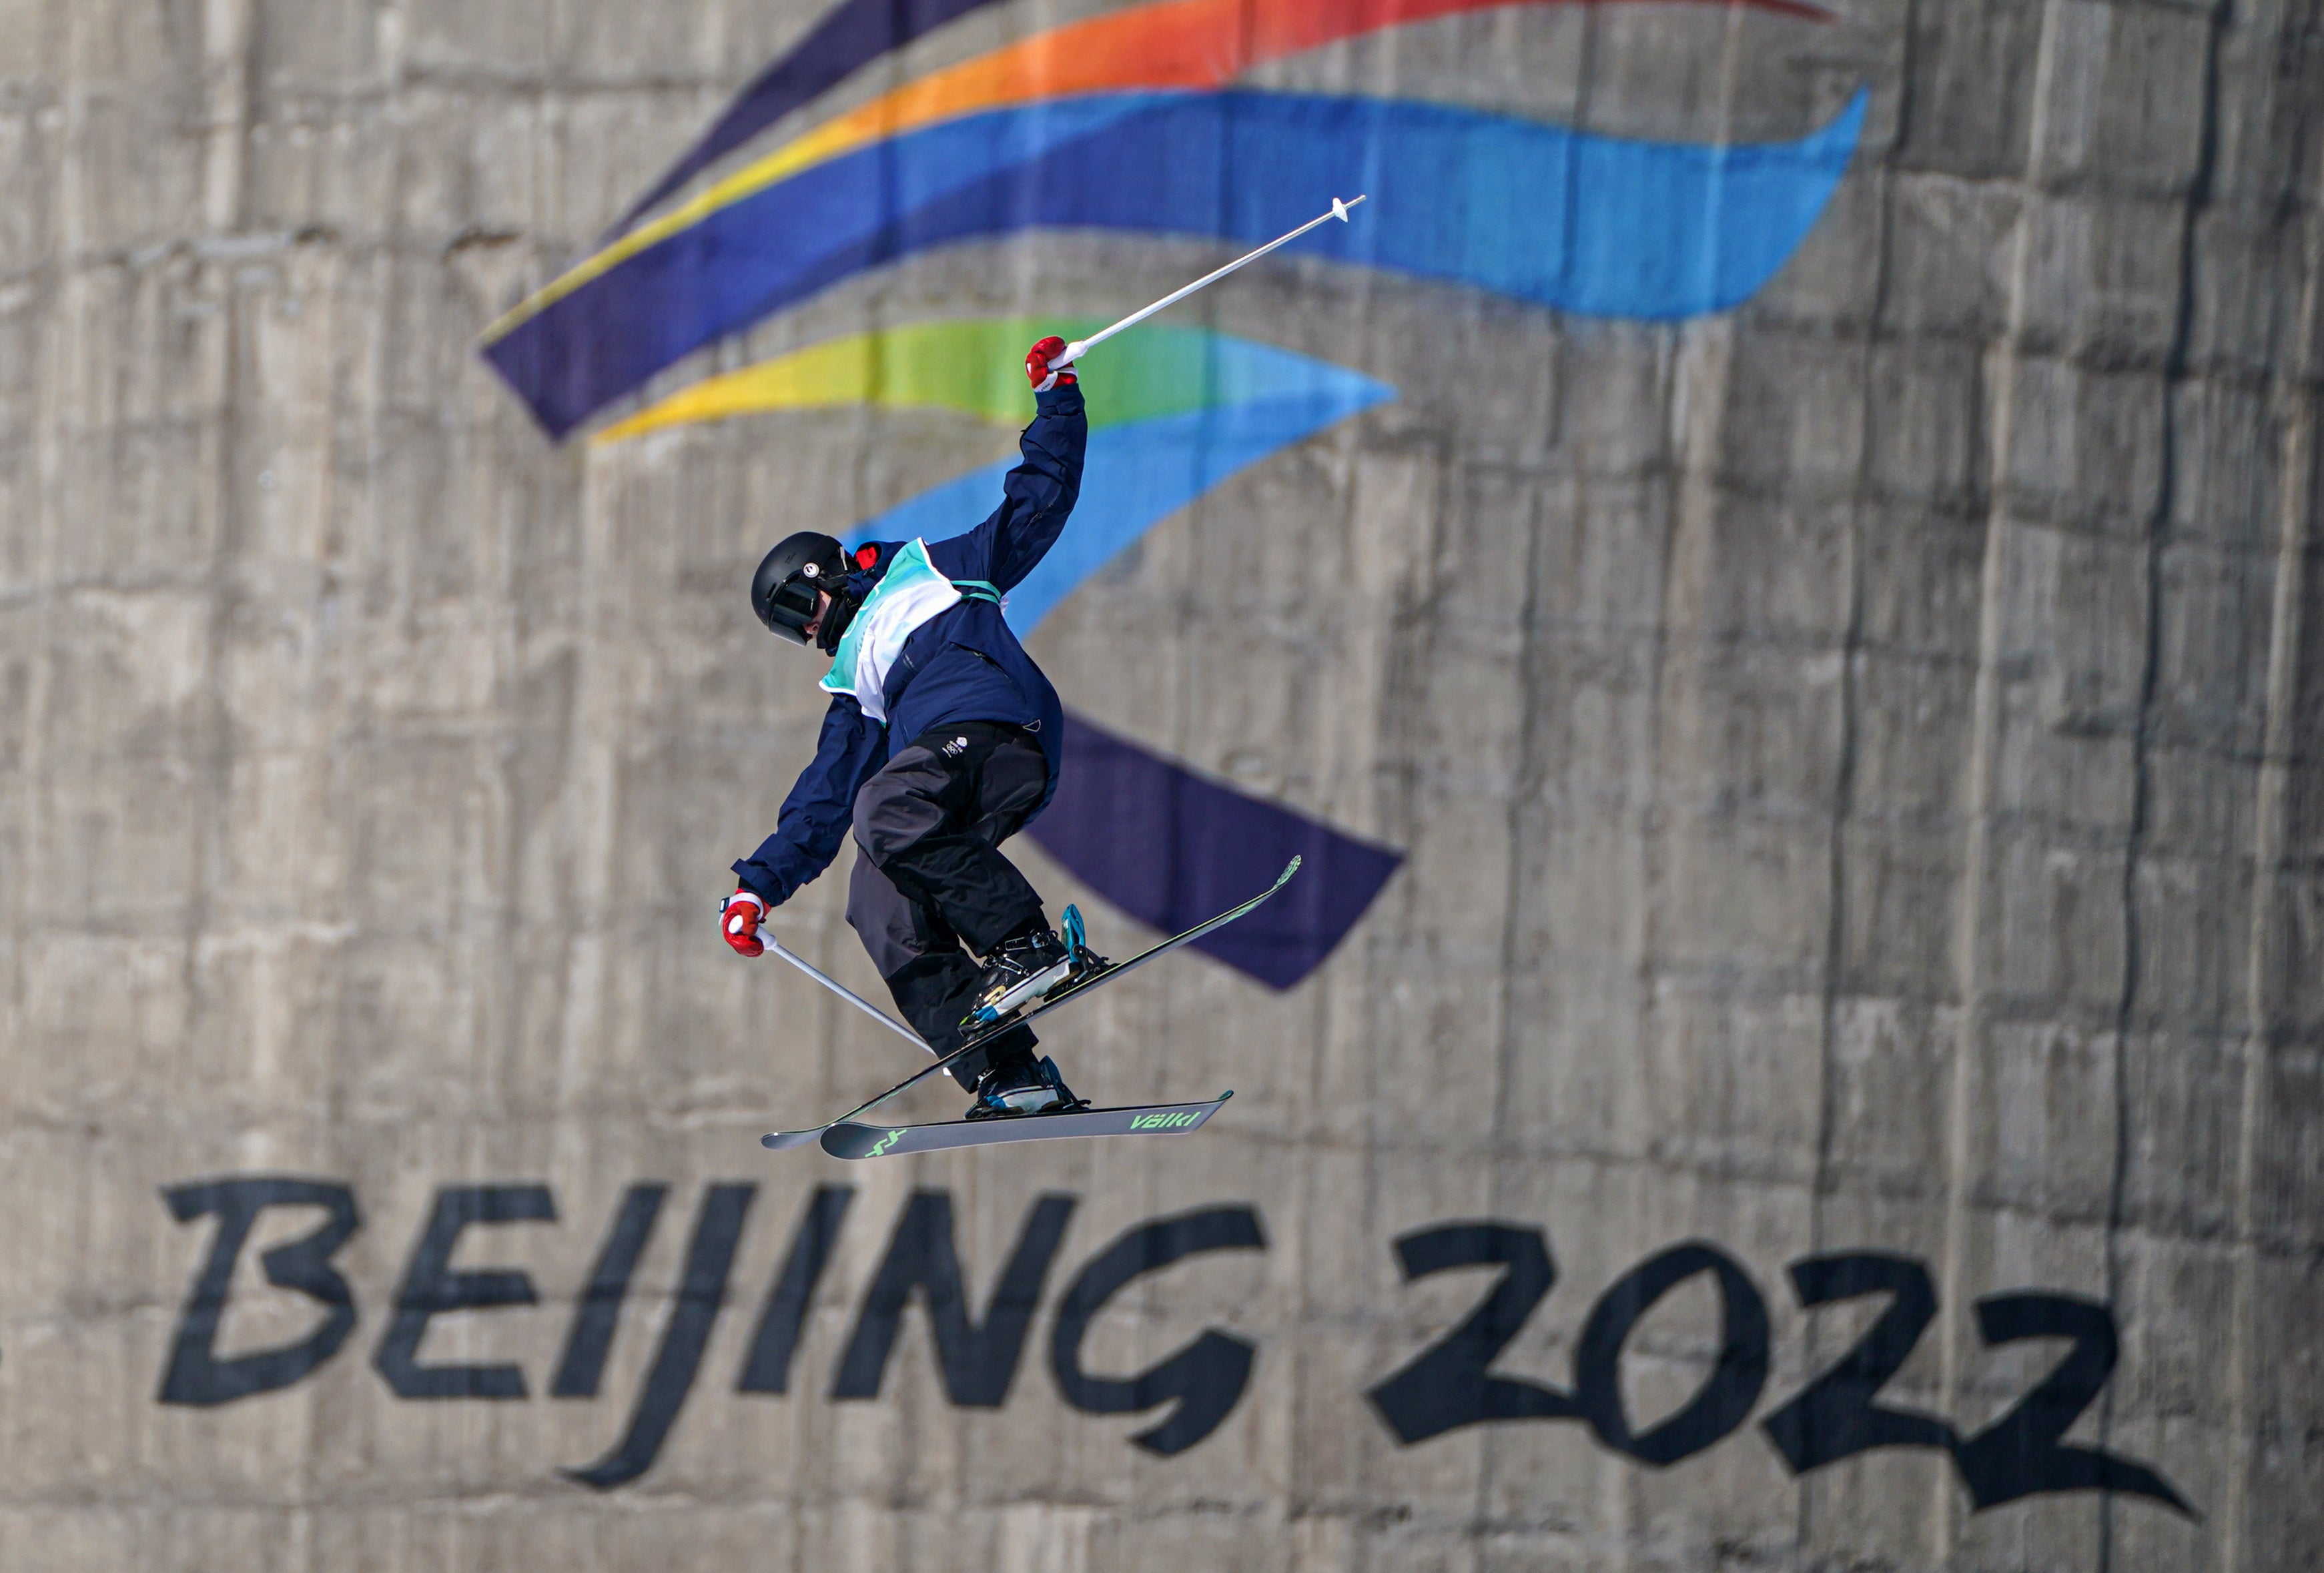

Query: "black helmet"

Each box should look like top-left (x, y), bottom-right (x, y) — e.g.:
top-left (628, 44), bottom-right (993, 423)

top-left (751, 532), bottom-right (849, 646)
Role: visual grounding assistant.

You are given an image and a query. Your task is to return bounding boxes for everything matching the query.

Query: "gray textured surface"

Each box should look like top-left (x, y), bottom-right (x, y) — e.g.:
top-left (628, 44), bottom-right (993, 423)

top-left (2, 0), bottom-right (2321, 1568)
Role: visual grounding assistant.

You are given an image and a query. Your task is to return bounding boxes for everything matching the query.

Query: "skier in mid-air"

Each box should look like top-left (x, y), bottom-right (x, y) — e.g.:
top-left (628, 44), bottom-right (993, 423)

top-left (720, 337), bottom-right (1089, 1118)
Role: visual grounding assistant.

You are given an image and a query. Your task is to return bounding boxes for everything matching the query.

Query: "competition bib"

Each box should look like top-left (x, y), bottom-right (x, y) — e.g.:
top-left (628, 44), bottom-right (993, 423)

top-left (819, 539), bottom-right (1000, 724)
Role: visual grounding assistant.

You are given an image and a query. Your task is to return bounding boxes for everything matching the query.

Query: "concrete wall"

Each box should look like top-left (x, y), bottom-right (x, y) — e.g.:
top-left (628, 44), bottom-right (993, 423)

top-left (3, 0), bottom-right (2321, 1569)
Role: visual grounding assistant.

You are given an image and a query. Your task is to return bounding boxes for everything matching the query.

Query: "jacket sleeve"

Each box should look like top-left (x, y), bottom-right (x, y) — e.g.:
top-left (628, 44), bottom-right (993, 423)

top-left (949, 382), bottom-right (1087, 592)
top-left (730, 694), bottom-right (884, 905)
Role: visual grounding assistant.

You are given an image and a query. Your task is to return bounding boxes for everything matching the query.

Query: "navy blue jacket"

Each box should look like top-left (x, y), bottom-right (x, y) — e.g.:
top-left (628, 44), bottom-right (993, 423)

top-left (732, 383), bottom-right (1086, 906)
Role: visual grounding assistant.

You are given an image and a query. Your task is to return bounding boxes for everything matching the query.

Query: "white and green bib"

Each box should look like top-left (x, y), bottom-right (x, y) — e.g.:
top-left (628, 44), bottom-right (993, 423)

top-left (819, 539), bottom-right (1001, 724)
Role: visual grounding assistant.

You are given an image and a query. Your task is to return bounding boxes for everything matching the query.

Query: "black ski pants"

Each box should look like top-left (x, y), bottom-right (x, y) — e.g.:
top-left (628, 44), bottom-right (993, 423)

top-left (846, 721), bottom-right (1048, 1085)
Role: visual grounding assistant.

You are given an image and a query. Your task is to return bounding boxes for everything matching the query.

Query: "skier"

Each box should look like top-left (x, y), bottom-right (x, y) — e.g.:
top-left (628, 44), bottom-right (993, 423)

top-left (719, 336), bottom-right (1091, 1117)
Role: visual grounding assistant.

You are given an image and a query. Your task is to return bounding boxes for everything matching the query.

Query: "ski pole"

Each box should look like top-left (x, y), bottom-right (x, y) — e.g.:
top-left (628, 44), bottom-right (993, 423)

top-left (1058, 195), bottom-right (1367, 366)
top-left (763, 936), bottom-right (937, 1056)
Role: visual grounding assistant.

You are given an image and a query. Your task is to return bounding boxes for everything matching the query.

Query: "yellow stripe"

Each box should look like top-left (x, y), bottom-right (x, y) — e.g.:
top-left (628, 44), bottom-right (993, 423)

top-left (588, 339), bottom-right (883, 443)
top-left (589, 316), bottom-right (1103, 444)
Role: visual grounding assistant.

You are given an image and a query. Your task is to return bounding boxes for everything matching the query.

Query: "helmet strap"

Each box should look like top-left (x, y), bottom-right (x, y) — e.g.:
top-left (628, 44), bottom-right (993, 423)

top-left (815, 578), bottom-right (866, 654)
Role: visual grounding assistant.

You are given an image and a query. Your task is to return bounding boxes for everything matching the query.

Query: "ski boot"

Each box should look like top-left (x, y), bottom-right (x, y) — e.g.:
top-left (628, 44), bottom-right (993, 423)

top-left (963, 923), bottom-right (1076, 1028)
top-left (966, 1053), bottom-right (1086, 1119)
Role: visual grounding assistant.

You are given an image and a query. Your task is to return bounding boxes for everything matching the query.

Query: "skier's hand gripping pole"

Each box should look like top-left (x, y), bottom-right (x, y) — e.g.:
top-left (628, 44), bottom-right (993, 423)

top-left (1026, 336), bottom-right (1076, 392)
top-left (1052, 194), bottom-right (1365, 369)
top-left (722, 888), bottom-right (769, 957)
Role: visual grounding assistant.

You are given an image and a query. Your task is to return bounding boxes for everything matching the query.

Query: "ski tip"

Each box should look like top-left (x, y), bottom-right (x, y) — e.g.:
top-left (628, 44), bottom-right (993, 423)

top-left (759, 1128), bottom-right (823, 1151)
top-left (1278, 856), bottom-right (1302, 884)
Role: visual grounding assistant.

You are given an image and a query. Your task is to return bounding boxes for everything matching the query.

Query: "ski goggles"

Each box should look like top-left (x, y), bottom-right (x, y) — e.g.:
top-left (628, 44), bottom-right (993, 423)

top-left (761, 573), bottom-right (823, 644)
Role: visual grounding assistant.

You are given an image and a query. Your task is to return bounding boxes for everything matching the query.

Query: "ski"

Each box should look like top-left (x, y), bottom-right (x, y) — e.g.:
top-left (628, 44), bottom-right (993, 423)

top-left (758, 856), bottom-right (1299, 1151)
top-left (822, 1093), bottom-right (1232, 1159)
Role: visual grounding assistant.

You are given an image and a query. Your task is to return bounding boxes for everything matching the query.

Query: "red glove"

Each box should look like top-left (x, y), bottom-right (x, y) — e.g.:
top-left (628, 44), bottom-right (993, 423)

top-left (722, 889), bottom-right (769, 957)
top-left (1026, 336), bottom-right (1077, 393)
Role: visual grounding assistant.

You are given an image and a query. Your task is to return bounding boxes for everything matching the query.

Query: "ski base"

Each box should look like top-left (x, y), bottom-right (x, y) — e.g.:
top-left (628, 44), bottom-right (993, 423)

top-left (817, 1093), bottom-right (1232, 1159)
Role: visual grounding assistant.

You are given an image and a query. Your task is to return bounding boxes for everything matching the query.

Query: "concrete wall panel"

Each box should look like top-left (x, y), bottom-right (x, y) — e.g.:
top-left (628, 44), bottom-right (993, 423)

top-left (3, 0), bottom-right (2320, 1567)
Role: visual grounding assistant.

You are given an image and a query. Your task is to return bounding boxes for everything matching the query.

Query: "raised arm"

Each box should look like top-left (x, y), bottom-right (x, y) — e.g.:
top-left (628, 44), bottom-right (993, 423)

top-left (950, 343), bottom-right (1088, 592)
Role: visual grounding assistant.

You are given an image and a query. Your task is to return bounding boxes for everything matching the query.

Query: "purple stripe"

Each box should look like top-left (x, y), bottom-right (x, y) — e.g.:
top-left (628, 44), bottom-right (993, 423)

top-left (1028, 710), bottom-right (1403, 990)
top-left (607, 0), bottom-right (1011, 239)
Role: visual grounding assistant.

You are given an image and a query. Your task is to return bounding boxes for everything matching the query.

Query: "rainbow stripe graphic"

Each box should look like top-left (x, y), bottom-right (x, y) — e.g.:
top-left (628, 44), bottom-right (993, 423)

top-left (496, 0), bottom-right (1862, 985)
top-left (492, 86), bottom-right (1863, 436)
top-left (480, 0), bottom-right (1860, 436)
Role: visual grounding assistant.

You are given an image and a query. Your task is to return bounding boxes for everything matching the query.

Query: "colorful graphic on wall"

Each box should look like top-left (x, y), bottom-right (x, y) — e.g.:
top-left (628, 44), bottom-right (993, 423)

top-left (477, 0), bottom-right (1863, 985)
top-left (601, 316), bottom-right (1409, 981)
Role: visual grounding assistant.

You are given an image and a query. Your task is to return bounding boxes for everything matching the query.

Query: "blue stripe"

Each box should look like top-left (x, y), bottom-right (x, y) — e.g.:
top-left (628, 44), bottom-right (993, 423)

top-left (484, 87), bottom-right (1868, 438)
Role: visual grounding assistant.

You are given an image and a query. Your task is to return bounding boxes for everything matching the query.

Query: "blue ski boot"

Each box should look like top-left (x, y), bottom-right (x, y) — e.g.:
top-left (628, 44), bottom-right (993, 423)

top-left (967, 1053), bottom-right (1086, 1119)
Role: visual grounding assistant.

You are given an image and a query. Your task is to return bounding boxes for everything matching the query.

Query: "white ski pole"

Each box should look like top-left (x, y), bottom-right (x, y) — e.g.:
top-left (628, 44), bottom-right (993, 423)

top-left (1057, 194), bottom-right (1367, 366)
top-left (763, 936), bottom-right (937, 1057)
